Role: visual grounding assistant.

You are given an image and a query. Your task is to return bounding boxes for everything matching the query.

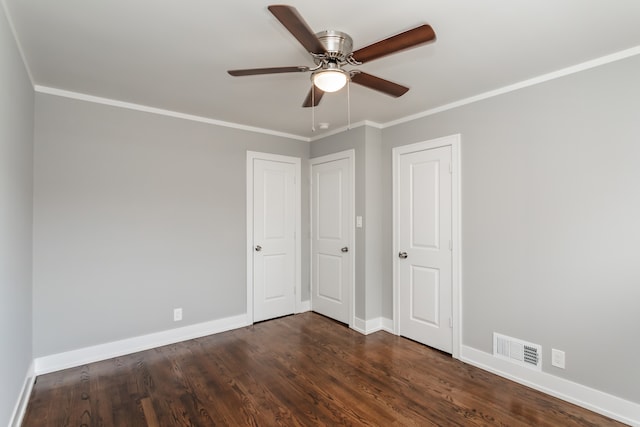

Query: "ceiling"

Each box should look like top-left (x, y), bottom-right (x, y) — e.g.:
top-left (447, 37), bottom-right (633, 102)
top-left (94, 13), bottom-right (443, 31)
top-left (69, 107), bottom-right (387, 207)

top-left (4, 0), bottom-right (640, 139)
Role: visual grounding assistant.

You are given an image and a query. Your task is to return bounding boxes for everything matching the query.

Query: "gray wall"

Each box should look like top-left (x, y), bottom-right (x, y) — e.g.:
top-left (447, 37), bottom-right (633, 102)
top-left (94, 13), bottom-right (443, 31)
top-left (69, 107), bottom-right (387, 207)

top-left (382, 55), bottom-right (640, 403)
top-left (33, 94), bottom-right (309, 357)
top-left (24, 31), bottom-right (639, 410)
top-left (0, 5), bottom-right (34, 425)
top-left (363, 126), bottom-right (384, 321)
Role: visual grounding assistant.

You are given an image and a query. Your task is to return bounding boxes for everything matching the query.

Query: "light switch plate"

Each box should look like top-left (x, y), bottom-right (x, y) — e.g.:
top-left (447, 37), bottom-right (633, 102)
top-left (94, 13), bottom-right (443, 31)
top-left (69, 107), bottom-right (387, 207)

top-left (551, 348), bottom-right (565, 369)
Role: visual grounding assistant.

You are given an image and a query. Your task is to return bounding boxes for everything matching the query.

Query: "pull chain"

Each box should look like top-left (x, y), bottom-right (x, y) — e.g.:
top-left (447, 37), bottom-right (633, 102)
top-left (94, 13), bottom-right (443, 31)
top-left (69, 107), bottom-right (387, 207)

top-left (347, 78), bottom-right (351, 130)
top-left (311, 83), bottom-right (316, 132)
top-left (310, 79), bottom-right (352, 132)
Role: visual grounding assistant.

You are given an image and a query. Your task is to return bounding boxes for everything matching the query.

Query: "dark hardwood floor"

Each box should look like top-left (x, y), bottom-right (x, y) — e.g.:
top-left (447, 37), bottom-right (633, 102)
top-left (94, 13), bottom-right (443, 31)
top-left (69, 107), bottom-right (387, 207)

top-left (23, 312), bottom-right (625, 426)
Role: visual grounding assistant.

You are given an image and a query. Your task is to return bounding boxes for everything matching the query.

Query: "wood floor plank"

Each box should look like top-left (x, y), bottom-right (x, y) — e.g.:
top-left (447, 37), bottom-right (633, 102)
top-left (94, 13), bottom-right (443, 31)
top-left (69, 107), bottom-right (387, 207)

top-left (140, 397), bottom-right (160, 427)
top-left (22, 312), bottom-right (627, 426)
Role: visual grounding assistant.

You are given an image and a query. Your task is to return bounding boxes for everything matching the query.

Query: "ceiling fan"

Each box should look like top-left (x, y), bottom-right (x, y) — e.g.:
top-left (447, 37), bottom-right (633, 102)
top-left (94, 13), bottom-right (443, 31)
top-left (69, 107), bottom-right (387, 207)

top-left (228, 5), bottom-right (436, 108)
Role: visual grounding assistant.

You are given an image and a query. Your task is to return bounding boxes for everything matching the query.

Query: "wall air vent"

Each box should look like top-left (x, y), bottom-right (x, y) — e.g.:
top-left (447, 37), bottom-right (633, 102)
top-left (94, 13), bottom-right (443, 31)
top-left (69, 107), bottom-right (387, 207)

top-left (493, 333), bottom-right (542, 371)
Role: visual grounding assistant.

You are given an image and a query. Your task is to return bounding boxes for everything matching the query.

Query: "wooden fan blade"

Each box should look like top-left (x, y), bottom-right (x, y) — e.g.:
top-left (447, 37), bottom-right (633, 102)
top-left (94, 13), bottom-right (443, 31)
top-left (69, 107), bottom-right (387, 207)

top-left (351, 24), bottom-right (435, 64)
top-left (302, 86), bottom-right (325, 107)
top-left (268, 5), bottom-right (326, 55)
top-left (350, 72), bottom-right (409, 97)
top-left (228, 66), bottom-right (310, 76)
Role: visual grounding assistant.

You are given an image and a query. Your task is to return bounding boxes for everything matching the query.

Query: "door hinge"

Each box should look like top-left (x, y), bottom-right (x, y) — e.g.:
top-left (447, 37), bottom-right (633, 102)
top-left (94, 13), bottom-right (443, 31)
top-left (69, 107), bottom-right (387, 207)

top-left (449, 240), bottom-right (452, 251)
top-left (449, 163), bottom-right (452, 174)
top-left (449, 317), bottom-right (453, 328)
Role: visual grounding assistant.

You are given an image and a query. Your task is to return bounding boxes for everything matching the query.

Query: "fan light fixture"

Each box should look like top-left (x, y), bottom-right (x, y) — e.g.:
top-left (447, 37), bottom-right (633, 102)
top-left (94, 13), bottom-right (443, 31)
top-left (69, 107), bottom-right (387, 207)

top-left (228, 5), bottom-right (437, 108)
top-left (312, 66), bottom-right (348, 92)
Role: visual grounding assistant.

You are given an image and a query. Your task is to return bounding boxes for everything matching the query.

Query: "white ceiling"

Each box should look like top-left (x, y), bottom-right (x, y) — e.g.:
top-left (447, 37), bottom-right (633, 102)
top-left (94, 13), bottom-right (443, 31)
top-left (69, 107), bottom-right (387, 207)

top-left (4, 0), bottom-right (640, 139)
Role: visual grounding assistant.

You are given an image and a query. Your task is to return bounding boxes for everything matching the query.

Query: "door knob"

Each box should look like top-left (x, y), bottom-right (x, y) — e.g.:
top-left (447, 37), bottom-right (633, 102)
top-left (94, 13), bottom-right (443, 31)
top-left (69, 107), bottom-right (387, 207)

top-left (341, 247), bottom-right (349, 253)
top-left (255, 245), bottom-right (262, 252)
top-left (398, 251), bottom-right (408, 259)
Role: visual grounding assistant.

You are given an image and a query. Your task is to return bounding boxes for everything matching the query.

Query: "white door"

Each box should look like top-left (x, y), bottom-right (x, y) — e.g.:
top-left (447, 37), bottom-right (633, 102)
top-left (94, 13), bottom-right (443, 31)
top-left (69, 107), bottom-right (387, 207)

top-left (251, 157), bottom-right (297, 322)
top-left (395, 144), bottom-right (453, 353)
top-left (311, 152), bottom-right (353, 324)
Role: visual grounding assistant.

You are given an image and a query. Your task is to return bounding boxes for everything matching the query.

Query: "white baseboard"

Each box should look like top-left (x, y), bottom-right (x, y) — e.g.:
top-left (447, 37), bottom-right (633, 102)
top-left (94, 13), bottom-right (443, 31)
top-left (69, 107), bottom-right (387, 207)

top-left (297, 300), bottom-right (311, 313)
top-left (461, 345), bottom-right (640, 427)
top-left (34, 313), bottom-right (251, 375)
top-left (32, 316), bottom-right (638, 425)
top-left (352, 317), bottom-right (394, 335)
top-left (352, 317), bottom-right (367, 334)
top-left (9, 360), bottom-right (35, 427)
top-left (380, 317), bottom-right (394, 334)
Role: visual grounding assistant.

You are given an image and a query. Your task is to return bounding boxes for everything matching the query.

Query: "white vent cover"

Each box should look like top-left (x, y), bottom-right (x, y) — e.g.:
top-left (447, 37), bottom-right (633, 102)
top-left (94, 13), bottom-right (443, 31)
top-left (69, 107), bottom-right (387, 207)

top-left (493, 333), bottom-right (542, 371)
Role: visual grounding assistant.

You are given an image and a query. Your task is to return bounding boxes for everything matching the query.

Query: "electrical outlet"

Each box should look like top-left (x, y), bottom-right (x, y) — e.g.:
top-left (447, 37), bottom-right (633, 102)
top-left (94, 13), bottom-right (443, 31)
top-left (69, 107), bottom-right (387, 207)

top-left (173, 308), bottom-right (182, 322)
top-left (551, 349), bottom-right (565, 369)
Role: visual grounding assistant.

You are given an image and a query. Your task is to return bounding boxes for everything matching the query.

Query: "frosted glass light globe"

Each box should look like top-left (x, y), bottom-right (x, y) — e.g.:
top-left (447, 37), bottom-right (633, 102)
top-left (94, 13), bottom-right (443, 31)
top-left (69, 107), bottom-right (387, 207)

top-left (313, 69), bottom-right (348, 92)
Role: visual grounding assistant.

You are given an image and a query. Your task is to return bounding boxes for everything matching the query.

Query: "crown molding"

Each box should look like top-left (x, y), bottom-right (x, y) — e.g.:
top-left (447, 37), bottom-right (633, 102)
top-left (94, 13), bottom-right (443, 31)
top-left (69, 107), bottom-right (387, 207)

top-left (34, 85), bottom-right (310, 142)
top-left (382, 45), bottom-right (640, 129)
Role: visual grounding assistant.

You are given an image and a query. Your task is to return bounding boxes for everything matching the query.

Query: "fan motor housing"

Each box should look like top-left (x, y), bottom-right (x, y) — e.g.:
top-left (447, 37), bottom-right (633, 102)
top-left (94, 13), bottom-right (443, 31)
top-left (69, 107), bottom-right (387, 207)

top-left (315, 30), bottom-right (353, 62)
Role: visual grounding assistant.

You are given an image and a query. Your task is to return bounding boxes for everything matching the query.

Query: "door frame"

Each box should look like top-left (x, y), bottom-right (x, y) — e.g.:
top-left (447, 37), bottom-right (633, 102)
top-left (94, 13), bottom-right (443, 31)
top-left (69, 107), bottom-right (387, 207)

top-left (392, 134), bottom-right (461, 359)
top-left (309, 149), bottom-right (355, 328)
top-left (246, 151), bottom-right (302, 324)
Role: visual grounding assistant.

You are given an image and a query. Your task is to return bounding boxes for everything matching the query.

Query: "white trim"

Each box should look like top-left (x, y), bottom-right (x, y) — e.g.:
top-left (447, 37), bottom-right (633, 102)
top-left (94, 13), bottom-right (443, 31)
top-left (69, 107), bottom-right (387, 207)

top-left (392, 134), bottom-right (462, 359)
top-left (352, 317), bottom-right (367, 334)
top-left (309, 149), bottom-right (356, 328)
top-left (461, 345), bottom-right (640, 427)
top-left (246, 154), bottom-right (254, 324)
top-left (298, 300), bottom-right (311, 313)
top-left (246, 151), bottom-right (302, 322)
top-left (383, 46), bottom-right (640, 129)
top-left (34, 313), bottom-right (250, 375)
top-left (9, 361), bottom-right (35, 427)
top-left (34, 85), bottom-right (308, 142)
top-left (23, 318), bottom-right (639, 426)
top-left (352, 317), bottom-right (395, 335)
top-left (451, 136), bottom-right (462, 358)
top-left (307, 46), bottom-right (640, 139)
top-left (380, 317), bottom-right (394, 334)
top-left (30, 46), bottom-right (640, 142)
top-left (308, 120), bottom-right (383, 142)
